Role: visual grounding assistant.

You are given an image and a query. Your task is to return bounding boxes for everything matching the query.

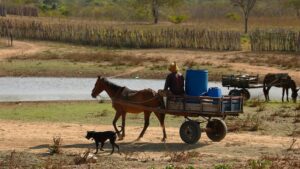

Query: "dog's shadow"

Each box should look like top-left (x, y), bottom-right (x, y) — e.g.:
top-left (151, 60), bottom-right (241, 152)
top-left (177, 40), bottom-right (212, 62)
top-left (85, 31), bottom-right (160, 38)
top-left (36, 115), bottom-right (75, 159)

top-left (30, 141), bottom-right (209, 153)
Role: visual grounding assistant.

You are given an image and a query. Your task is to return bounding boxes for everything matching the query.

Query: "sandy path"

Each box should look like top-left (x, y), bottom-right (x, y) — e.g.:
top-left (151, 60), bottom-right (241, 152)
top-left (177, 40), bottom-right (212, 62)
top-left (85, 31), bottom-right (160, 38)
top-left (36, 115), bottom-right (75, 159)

top-left (0, 120), bottom-right (298, 162)
top-left (0, 40), bottom-right (48, 61)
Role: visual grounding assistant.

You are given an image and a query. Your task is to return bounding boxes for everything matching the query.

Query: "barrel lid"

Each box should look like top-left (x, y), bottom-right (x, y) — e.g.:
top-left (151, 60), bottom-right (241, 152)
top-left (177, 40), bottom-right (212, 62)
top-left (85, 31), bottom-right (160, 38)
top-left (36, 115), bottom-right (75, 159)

top-left (186, 69), bottom-right (208, 72)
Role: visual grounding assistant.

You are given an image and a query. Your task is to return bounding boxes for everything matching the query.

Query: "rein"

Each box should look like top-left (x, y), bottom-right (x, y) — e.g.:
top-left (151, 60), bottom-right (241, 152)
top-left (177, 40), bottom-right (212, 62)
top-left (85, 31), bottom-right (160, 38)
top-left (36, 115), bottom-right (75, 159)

top-left (112, 94), bottom-right (161, 105)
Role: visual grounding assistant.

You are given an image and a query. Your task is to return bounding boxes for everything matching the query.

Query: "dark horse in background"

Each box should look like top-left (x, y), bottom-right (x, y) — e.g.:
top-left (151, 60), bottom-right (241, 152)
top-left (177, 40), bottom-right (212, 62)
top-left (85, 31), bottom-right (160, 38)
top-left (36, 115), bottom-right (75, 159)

top-left (91, 76), bottom-right (167, 142)
top-left (263, 73), bottom-right (299, 103)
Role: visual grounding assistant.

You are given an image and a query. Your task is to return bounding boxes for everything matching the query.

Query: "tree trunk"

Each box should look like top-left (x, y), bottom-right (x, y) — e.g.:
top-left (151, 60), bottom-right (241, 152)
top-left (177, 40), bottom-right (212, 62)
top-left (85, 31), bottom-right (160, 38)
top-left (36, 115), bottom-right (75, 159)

top-left (0, 5), bottom-right (6, 17)
top-left (152, 0), bottom-right (159, 24)
top-left (244, 15), bottom-right (248, 34)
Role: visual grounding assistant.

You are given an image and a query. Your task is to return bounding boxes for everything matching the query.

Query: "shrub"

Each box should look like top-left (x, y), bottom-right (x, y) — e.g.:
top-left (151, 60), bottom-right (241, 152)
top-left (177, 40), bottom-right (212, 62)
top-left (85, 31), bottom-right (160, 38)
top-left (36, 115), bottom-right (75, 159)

top-left (168, 15), bottom-right (188, 24)
top-left (248, 159), bottom-right (271, 169)
top-left (214, 164), bottom-right (232, 169)
top-left (295, 103), bottom-right (300, 111)
top-left (225, 12), bottom-right (241, 21)
top-left (48, 136), bottom-right (63, 155)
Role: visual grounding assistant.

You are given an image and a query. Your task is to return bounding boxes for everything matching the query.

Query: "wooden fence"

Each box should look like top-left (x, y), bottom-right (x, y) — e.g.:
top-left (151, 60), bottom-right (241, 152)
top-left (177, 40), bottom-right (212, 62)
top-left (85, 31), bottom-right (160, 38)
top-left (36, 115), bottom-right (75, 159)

top-left (250, 29), bottom-right (300, 52)
top-left (7, 6), bottom-right (38, 17)
top-left (0, 17), bottom-right (241, 51)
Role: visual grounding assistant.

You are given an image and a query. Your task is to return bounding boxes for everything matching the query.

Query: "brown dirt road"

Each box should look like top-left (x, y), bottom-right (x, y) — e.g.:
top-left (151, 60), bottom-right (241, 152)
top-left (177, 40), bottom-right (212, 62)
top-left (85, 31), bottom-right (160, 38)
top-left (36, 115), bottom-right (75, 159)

top-left (0, 120), bottom-right (298, 168)
top-left (0, 40), bottom-right (49, 61)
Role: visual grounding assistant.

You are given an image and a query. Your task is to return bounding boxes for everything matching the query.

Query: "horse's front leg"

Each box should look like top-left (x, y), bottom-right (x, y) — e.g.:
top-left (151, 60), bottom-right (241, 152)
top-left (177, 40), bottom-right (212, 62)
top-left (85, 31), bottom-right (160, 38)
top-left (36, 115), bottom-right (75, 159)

top-left (137, 111), bottom-right (151, 141)
top-left (154, 112), bottom-right (167, 142)
top-left (112, 111), bottom-right (122, 139)
top-left (121, 111), bottom-right (126, 139)
top-left (282, 88), bottom-right (286, 102)
top-left (286, 88), bottom-right (289, 102)
top-left (263, 86), bottom-right (271, 102)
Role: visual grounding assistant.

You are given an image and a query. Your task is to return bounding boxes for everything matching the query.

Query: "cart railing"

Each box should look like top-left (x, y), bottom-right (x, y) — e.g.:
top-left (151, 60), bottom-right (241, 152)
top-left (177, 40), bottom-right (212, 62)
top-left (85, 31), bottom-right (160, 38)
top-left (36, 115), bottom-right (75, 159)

top-left (165, 95), bottom-right (243, 117)
top-left (222, 74), bottom-right (260, 88)
top-left (112, 95), bottom-right (243, 118)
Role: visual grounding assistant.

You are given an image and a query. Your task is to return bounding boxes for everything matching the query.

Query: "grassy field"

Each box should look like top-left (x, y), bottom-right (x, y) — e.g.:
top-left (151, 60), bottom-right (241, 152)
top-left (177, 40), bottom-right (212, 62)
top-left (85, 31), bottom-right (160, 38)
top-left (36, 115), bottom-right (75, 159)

top-left (0, 101), bottom-right (184, 127)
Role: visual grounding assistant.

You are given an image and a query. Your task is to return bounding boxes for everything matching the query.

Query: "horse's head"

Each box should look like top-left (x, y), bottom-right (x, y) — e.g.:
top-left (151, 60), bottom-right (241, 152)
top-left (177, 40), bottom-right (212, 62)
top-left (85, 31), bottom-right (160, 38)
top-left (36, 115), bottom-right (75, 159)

top-left (292, 88), bottom-right (300, 103)
top-left (91, 76), bottom-right (105, 98)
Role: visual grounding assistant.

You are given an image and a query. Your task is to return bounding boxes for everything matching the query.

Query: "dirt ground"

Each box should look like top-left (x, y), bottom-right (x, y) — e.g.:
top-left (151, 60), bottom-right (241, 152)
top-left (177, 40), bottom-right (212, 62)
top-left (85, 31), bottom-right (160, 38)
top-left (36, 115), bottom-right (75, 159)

top-left (0, 119), bottom-right (299, 168)
top-left (0, 40), bottom-right (49, 61)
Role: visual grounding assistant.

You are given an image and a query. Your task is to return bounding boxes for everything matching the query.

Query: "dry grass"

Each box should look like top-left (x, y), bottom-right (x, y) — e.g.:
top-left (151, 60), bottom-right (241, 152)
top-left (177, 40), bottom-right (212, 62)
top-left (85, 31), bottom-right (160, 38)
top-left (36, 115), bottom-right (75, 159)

top-left (164, 151), bottom-right (200, 162)
top-left (229, 53), bottom-right (300, 70)
top-left (248, 98), bottom-right (265, 108)
top-left (48, 136), bottom-right (63, 155)
top-left (11, 51), bottom-right (168, 67)
top-left (227, 112), bottom-right (263, 132)
top-left (73, 149), bottom-right (97, 165)
top-left (261, 153), bottom-right (300, 169)
top-left (295, 103), bottom-right (300, 111)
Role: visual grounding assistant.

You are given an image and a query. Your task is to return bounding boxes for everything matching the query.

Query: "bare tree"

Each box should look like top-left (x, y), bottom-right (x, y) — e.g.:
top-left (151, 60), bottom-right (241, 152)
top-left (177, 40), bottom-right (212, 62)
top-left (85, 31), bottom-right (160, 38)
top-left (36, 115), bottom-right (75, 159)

top-left (231, 0), bottom-right (257, 34)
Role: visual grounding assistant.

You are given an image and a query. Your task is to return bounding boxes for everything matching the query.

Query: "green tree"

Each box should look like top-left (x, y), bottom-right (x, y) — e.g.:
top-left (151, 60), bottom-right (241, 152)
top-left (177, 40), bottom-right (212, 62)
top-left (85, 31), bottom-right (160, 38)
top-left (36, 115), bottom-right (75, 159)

top-left (43, 0), bottom-right (59, 9)
top-left (231, 0), bottom-right (257, 34)
top-left (137, 0), bottom-right (184, 24)
top-left (286, 0), bottom-right (300, 17)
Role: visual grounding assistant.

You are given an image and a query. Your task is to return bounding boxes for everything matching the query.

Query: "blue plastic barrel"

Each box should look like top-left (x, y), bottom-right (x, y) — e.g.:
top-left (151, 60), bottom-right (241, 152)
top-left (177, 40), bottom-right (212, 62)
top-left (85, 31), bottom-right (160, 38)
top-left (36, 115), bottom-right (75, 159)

top-left (185, 69), bottom-right (208, 96)
top-left (207, 87), bottom-right (222, 97)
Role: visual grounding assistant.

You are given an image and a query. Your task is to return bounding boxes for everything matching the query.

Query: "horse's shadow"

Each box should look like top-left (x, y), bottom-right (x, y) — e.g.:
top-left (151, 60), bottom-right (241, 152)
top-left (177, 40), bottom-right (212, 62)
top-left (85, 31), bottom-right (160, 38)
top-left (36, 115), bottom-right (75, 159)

top-left (29, 141), bottom-right (209, 153)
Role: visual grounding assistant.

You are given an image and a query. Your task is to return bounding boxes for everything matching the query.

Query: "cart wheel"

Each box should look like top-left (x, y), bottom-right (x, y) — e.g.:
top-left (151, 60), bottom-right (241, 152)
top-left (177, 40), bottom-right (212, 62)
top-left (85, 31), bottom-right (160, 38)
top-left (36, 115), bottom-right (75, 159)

top-left (229, 89), bottom-right (241, 96)
top-left (206, 119), bottom-right (227, 142)
top-left (240, 89), bottom-right (250, 101)
top-left (179, 121), bottom-right (201, 144)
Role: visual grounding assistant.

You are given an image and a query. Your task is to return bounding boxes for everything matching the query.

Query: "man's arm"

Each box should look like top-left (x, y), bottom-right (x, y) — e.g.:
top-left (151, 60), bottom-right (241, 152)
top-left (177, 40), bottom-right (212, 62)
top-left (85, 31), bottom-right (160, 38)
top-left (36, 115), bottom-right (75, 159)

top-left (164, 74), bottom-right (171, 90)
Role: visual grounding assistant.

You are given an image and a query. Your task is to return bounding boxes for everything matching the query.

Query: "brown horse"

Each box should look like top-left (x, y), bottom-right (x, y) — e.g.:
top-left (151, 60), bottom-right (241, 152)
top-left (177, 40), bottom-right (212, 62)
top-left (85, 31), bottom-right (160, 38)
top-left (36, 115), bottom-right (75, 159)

top-left (263, 73), bottom-right (299, 103)
top-left (91, 76), bottom-right (167, 141)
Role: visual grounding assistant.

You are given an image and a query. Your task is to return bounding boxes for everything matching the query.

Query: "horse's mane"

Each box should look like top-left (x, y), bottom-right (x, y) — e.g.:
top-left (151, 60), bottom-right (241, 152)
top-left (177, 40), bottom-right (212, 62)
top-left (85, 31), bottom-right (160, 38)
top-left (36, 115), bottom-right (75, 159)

top-left (102, 78), bottom-right (123, 92)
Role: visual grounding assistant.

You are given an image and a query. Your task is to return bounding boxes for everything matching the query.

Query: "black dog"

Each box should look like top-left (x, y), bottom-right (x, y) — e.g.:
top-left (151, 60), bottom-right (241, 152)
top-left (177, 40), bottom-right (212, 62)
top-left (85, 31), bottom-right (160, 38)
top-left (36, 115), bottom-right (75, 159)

top-left (85, 131), bottom-right (119, 154)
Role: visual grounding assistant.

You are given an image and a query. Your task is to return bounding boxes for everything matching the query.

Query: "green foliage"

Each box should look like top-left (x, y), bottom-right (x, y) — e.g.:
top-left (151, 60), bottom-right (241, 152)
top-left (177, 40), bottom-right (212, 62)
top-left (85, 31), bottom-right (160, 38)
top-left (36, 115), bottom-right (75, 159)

top-left (163, 164), bottom-right (196, 169)
top-left (248, 159), bottom-right (272, 169)
top-left (165, 164), bottom-right (175, 169)
top-left (168, 15), bottom-right (188, 24)
top-left (287, 0), bottom-right (300, 9)
top-left (225, 12), bottom-right (241, 21)
top-left (214, 164), bottom-right (232, 169)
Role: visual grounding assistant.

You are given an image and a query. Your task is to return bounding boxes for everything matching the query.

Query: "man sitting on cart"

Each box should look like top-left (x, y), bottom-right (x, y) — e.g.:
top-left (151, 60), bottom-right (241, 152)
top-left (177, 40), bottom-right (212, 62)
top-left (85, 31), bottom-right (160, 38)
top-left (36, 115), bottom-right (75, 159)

top-left (164, 62), bottom-right (185, 95)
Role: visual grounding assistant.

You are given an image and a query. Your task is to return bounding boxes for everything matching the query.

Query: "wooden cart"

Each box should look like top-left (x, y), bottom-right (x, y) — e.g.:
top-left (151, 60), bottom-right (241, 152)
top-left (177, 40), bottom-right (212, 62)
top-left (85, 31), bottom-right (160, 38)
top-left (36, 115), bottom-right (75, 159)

top-left (222, 74), bottom-right (263, 101)
top-left (115, 95), bottom-right (243, 144)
